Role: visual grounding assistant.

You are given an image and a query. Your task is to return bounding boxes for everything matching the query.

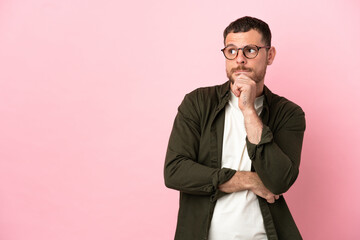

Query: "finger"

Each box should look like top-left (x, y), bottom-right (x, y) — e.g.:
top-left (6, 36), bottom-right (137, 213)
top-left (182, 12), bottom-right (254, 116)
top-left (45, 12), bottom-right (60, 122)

top-left (233, 81), bottom-right (253, 92)
top-left (237, 73), bottom-right (252, 81)
top-left (235, 74), bottom-right (254, 83)
top-left (234, 77), bottom-right (251, 85)
top-left (233, 82), bottom-right (248, 94)
top-left (266, 197), bottom-right (275, 204)
top-left (231, 86), bottom-right (241, 97)
top-left (231, 83), bottom-right (242, 97)
top-left (275, 195), bottom-right (280, 200)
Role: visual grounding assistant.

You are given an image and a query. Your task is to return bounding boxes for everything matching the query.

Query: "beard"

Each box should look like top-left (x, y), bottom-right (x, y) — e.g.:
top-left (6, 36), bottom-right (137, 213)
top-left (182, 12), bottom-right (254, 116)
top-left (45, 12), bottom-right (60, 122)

top-left (227, 65), bottom-right (267, 84)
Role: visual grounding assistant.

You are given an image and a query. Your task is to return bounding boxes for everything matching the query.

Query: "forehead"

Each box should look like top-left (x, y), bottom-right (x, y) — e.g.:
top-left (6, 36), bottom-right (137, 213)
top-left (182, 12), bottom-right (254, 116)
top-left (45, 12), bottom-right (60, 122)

top-left (225, 29), bottom-right (264, 46)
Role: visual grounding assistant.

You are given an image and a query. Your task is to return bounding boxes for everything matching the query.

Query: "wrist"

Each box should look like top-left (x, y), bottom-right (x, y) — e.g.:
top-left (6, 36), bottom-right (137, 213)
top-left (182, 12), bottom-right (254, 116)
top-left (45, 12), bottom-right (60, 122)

top-left (241, 107), bottom-right (257, 117)
top-left (246, 172), bottom-right (259, 192)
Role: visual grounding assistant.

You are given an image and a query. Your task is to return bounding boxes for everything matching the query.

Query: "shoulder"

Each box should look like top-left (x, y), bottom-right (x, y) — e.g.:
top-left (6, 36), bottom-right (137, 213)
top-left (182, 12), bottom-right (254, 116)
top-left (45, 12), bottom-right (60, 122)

top-left (265, 86), bottom-right (304, 115)
top-left (265, 87), bottom-right (306, 130)
top-left (178, 82), bottom-right (228, 119)
top-left (181, 82), bottom-right (227, 107)
top-left (186, 82), bottom-right (227, 100)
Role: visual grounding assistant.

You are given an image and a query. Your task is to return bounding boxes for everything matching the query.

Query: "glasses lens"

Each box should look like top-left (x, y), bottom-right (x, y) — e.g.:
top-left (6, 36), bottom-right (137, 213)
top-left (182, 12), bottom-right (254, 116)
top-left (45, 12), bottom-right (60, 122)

top-left (224, 46), bottom-right (238, 59)
top-left (243, 45), bottom-right (258, 59)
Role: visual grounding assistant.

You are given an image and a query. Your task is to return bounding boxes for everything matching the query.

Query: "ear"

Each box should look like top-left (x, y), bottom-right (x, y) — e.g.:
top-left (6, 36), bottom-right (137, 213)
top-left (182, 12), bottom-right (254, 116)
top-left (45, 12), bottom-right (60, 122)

top-left (267, 46), bottom-right (276, 65)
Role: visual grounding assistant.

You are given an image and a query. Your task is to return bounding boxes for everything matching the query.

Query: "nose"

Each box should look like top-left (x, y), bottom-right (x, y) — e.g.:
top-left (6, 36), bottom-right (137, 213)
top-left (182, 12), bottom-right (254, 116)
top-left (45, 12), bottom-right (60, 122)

top-left (235, 50), bottom-right (247, 64)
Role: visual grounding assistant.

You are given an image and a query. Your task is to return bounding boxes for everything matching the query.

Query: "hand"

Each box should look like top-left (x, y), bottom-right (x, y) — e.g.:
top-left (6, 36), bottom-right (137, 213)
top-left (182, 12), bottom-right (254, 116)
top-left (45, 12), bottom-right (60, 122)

top-left (231, 74), bottom-right (263, 144)
top-left (230, 74), bottom-right (257, 113)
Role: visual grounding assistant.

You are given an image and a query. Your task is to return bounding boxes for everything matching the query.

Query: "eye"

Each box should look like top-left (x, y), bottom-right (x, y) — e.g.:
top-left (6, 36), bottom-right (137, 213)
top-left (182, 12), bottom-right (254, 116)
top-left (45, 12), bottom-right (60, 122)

top-left (226, 47), bottom-right (237, 55)
top-left (245, 47), bottom-right (257, 54)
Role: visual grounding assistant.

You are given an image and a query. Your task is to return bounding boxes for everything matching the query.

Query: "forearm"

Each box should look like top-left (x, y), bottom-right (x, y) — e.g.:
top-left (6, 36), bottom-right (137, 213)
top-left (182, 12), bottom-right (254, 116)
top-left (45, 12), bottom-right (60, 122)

top-left (243, 109), bottom-right (263, 144)
top-left (218, 171), bottom-right (253, 192)
top-left (219, 171), bottom-right (280, 203)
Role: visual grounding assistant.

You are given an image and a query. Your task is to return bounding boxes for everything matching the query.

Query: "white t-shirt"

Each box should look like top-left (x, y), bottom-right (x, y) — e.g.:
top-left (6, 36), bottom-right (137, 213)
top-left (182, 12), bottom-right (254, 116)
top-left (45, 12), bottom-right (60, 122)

top-left (208, 92), bottom-right (267, 240)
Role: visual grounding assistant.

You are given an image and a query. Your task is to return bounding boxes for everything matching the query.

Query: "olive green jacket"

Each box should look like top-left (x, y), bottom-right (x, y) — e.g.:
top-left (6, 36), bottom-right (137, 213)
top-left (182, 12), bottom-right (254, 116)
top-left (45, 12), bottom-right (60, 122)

top-left (164, 81), bottom-right (306, 240)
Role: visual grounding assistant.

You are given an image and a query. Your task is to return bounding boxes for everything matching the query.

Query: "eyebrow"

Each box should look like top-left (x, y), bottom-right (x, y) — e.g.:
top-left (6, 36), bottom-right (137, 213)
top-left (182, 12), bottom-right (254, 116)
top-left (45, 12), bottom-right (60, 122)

top-left (225, 43), bottom-right (237, 48)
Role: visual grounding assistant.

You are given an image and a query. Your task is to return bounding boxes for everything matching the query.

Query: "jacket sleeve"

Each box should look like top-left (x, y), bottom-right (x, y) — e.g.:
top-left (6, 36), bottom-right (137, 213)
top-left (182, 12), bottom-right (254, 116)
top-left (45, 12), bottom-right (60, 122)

top-left (246, 106), bottom-right (306, 195)
top-left (164, 92), bottom-right (236, 197)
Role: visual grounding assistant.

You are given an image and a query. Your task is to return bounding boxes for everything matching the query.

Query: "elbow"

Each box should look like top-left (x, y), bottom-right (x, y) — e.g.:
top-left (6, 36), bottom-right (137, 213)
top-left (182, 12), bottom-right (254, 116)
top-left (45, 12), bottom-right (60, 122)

top-left (164, 171), bottom-right (175, 189)
top-left (164, 179), bottom-right (174, 190)
top-left (164, 149), bottom-right (184, 190)
top-left (163, 162), bottom-right (179, 190)
top-left (163, 168), bottom-right (172, 189)
top-left (267, 168), bottom-right (299, 195)
top-left (269, 184), bottom-right (291, 195)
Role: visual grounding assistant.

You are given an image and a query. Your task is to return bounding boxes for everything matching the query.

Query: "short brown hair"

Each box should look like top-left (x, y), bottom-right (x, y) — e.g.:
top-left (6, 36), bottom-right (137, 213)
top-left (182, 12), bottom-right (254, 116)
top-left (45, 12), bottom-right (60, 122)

top-left (223, 16), bottom-right (272, 46)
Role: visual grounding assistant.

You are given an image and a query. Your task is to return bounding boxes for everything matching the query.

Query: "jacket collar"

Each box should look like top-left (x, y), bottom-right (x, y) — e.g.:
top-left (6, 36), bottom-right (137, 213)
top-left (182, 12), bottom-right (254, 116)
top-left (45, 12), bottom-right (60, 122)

top-left (263, 85), bottom-right (273, 107)
top-left (261, 85), bottom-right (272, 124)
top-left (219, 81), bottom-right (230, 100)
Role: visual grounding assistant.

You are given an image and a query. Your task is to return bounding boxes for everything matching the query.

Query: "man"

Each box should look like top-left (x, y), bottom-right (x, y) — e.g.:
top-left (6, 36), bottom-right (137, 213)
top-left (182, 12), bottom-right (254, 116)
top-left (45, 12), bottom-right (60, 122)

top-left (164, 16), bottom-right (305, 240)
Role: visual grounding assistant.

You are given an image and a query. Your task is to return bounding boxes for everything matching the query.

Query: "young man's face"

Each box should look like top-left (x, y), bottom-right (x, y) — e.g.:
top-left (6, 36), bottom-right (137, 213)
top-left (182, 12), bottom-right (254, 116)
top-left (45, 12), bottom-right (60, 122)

top-left (224, 29), bottom-right (276, 86)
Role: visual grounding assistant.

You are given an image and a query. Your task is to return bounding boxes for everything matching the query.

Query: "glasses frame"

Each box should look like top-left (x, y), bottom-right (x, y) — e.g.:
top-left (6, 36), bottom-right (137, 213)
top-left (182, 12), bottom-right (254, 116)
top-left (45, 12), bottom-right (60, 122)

top-left (221, 44), bottom-right (271, 60)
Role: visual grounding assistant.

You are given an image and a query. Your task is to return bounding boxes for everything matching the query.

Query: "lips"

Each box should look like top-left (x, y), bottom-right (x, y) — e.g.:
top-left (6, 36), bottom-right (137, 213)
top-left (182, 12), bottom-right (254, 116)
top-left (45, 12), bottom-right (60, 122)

top-left (234, 70), bottom-right (250, 74)
top-left (233, 70), bottom-right (251, 76)
top-left (231, 67), bottom-right (251, 74)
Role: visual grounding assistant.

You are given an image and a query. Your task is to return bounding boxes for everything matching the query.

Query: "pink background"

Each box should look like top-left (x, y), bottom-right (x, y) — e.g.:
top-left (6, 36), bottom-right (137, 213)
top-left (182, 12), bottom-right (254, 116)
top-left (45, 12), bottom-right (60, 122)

top-left (0, 0), bottom-right (359, 239)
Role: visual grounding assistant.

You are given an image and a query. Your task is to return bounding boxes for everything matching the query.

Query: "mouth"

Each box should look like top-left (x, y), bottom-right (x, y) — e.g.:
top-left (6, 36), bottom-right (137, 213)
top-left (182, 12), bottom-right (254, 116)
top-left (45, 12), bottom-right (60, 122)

top-left (234, 70), bottom-right (250, 73)
top-left (231, 67), bottom-right (251, 75)
top-left (233, 70), bottom-right (251, 76)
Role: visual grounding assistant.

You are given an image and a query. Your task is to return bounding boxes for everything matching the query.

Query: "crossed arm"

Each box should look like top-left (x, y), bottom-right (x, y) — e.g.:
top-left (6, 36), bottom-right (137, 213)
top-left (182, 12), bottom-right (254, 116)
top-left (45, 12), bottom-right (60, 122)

top-left (218, 171), bottom-right (280, 203)
top-left (164, 79), bottom-right (305, 203)
top-left (219, 75), bottom-right (280, 203)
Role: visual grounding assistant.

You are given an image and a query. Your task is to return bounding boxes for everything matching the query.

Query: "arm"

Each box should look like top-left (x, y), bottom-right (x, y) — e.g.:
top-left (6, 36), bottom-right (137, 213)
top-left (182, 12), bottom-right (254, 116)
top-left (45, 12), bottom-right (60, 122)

top-left (230, 74), bottom-right (263, 144)
top-left (164, 93), bottom-right (236, 197)
top-left (219, 171), bottom-right (280, 203)
top-left (231, 75), bottom-right (306, 195)
top-left (246, 110), bottom-right (305, 195)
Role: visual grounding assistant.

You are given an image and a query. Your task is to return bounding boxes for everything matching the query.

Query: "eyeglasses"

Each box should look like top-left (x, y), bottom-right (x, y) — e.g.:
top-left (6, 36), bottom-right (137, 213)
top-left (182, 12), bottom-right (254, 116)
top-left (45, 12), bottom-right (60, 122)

top-left (221, 44), bottom-right (270, 60)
